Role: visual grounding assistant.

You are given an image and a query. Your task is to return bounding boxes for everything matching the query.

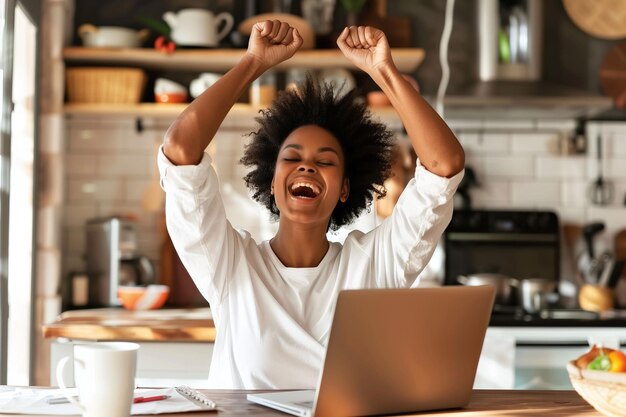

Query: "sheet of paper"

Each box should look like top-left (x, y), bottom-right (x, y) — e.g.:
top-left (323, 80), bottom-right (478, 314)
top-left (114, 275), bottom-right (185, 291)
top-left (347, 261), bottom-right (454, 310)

top-left (0, 387), bottom-right (216, 415)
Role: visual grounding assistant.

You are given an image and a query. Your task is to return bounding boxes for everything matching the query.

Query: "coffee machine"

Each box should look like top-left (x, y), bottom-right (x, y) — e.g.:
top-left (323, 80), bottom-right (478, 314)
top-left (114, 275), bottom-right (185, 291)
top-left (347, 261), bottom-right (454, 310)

top-left (85, 217), bottom-right (155, 307)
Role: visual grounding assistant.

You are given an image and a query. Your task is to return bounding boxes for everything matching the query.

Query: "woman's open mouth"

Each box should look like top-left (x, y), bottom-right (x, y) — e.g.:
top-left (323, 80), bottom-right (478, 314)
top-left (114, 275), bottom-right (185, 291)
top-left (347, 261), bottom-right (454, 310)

top-left (288, 181), bottom-right (322, 199)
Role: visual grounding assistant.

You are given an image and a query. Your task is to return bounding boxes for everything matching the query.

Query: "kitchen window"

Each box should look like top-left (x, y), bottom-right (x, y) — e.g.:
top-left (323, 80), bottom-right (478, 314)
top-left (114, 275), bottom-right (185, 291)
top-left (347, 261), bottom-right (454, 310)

top-left (0, 0), bottom-right (39, 385)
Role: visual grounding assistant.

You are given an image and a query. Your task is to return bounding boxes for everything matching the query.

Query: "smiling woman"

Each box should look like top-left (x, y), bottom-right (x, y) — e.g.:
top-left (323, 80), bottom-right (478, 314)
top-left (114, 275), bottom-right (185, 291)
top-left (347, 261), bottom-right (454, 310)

top-left (240, 77), bottom-right (394, 233)
top-left (159, 20), bottom-right (464, 390)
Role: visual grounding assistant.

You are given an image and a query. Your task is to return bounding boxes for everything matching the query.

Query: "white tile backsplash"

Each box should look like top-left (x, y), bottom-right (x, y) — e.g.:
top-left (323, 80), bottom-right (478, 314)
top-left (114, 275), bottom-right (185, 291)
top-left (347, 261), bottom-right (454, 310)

top-left (483, 156), bottom-right (534, 178)
top-left (459, 132), bottom-right (510, 155)
top-left (535, 119), bottom-right (576, 131)
top-left (96, 154), bottom-right (153, 177)
top-left (484, 119), bottom-right (534, 129)
top-left (536, 156), bottom-right (587, 179)
top-left (61, 116), bottom-right (626, 286)
top-left (605, 133), bottom-right (626, 155)
top-left (125, 179), bottom-right (155, 202)
top-left (470, 180), bottom-right (511, 207)
top-left (118, 130), bottom-right (156, 153)
top-left (63, 203), bottom-right (98, 227)
top-left (448, 119), bottom-right (484, 130)
top-left (65, 154), bottom-right (97, 176)
top-left (510, 132), bottom-right (560, 155)
top-left (67, 125), bottom-right (125, 152)
top-left (511, 181), bottom-right (561, 206)
top-left (560, 181), bottom-right (588, 207)
top-left (68, 178), bottom-right (125, 202)
top-left (606, 158), bottom-right (626, 178)
top-left (614, 182), bottom-right (626, 206)
top-left (64, 226), bottom-right (85, 254)
top-left (96, 202), bottom-right (143, 219)
top-left (600, 122), bottom-right (626, 134)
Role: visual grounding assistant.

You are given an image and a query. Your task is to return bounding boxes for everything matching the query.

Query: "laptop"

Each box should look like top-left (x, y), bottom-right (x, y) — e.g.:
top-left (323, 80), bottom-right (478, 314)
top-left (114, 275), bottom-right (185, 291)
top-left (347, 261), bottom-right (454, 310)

top-left (247, 285), bottom-right (496, 417)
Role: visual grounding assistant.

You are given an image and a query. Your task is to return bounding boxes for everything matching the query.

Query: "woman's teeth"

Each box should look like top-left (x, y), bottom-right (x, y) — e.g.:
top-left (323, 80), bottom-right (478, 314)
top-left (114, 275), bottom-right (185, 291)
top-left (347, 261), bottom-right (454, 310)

top-left (289, 182), bottom-right (321, 198)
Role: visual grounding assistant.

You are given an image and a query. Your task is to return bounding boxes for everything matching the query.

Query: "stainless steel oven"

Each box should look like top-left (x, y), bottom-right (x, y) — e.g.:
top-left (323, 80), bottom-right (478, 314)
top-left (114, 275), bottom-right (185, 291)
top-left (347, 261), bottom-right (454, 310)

top-left (444, 210), bottom-right (560, 287)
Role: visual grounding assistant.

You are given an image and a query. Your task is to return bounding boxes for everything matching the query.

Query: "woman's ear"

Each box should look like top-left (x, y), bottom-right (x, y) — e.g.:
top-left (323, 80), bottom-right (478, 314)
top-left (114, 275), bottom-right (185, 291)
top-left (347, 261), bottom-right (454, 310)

top-left (271, 177), bottom-right (275, 195)
top-left (340, 178), bottom-right (350, 202)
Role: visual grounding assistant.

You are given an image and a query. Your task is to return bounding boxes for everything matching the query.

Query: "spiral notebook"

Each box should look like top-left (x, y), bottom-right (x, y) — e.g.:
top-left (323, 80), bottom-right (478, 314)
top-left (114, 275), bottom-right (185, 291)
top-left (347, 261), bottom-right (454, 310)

top-left (174, 385), bottom-right (217, 409)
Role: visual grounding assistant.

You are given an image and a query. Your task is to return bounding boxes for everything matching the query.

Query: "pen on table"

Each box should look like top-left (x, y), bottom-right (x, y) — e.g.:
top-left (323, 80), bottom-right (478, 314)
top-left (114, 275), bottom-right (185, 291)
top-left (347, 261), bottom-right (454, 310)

top-left (133, 394), bottom-right (170, 404)
top-left (47, 394), bottom-right (170, 405)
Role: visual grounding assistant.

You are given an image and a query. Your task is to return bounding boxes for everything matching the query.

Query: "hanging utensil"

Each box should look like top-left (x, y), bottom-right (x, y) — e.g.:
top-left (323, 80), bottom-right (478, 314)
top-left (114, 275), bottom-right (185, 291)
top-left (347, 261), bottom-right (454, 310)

top-left (579, 222), bottom-right (605, 283)
top-left (596, 251), bottom-right (613, 286)
top-left (588, 133), bottom-right (614, 205)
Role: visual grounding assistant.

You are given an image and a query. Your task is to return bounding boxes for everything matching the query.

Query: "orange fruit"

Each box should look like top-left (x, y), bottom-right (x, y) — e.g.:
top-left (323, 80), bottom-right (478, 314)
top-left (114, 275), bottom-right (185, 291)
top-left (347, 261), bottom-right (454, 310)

top-left (609, 351), bottom-right (626, 373)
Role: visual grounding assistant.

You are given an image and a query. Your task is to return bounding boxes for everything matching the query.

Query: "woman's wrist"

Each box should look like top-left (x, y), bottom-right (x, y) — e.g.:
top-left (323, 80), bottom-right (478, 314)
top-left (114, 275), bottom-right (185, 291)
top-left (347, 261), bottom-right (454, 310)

top-left (370, 61), bottom-right (402, 90)
top-left (240, 53), bottom-right (270, 80)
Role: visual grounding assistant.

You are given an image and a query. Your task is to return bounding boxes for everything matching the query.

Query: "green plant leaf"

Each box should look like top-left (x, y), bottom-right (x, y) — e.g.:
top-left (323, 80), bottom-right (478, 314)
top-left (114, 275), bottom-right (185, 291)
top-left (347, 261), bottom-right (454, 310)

top-left (136, 15), bottom-right (170, 37)
top-left (340, 0), bottom-right (367, 13)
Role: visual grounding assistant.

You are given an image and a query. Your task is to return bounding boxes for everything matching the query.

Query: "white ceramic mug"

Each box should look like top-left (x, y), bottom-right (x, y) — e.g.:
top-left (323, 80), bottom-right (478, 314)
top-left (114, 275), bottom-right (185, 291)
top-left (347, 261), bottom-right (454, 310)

top-left (190, 72), bottom-right (221, 98)
top-left (163, 8), bottom-right (234, 47)
top-left (56, 342), bottom-right (139, 417)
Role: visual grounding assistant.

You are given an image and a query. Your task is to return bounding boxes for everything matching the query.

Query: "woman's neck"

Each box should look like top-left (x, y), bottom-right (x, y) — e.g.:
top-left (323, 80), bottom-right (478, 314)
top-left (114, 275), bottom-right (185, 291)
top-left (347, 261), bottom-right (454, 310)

top-left (270, 223), bottom-right (330, 268)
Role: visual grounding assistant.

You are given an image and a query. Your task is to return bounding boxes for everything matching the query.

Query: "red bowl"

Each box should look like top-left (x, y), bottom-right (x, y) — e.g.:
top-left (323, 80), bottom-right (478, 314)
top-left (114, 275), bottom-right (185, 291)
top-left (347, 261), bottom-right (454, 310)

top-left (155, 92), bottom-right (187, 104)
top-left (117, 285), bottom-right (169, 310)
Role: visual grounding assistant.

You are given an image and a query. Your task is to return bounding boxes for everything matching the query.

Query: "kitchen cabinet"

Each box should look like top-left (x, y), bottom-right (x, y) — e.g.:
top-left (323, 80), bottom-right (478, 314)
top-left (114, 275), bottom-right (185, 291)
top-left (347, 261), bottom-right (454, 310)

top-left (496, 325), bottom-right (626, 389)
top-left (50, 340), bottom-right (213, 388)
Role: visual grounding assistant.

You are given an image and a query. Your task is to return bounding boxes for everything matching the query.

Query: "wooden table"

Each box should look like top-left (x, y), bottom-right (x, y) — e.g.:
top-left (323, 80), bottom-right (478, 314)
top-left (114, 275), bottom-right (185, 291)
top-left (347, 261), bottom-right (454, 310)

top-left (0, 389), bottom-right (603, 416)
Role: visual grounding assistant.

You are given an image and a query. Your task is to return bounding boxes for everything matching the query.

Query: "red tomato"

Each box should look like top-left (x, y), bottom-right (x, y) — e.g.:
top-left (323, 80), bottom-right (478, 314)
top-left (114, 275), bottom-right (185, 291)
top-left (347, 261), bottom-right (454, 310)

top-left (155, 36), bottom-right (176, 54)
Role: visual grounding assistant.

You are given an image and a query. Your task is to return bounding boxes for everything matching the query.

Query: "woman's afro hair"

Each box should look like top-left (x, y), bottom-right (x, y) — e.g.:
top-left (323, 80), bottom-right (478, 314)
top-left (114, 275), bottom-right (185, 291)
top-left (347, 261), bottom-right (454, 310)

top-left (240, 75), bottom-right (395, 231)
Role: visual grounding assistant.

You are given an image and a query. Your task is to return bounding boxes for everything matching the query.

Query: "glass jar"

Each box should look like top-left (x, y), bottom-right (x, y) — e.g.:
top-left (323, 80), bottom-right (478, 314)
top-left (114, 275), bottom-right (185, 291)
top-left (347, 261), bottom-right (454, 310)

top-left (250, 70), bottom-right (277, 107)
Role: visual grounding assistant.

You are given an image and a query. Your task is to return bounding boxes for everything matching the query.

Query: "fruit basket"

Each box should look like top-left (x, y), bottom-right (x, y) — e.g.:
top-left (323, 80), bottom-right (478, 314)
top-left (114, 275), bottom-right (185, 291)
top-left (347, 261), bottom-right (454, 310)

top-left (567, 361), bottom-right (626, 417)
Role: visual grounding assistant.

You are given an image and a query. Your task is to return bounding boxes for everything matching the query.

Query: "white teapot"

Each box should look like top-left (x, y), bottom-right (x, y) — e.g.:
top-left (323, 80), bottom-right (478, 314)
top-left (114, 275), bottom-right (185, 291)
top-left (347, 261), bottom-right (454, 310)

top-left (163, 8), bottom-right (234, 47)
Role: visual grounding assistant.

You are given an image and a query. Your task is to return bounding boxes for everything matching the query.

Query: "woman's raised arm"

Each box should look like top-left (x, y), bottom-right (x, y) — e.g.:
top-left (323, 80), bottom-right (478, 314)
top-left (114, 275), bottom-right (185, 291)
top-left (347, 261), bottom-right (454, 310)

top-left (163, 20), bottom-right (303, 166)
top-left (336, 26), bottom-right (464, 178)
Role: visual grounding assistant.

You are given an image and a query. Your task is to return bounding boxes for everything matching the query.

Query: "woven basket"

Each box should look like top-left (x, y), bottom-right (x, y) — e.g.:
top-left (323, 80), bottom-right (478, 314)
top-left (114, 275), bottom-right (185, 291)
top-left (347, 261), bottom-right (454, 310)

top-left (66, 67), bottom-right (146, 104)
top-left (567, 361), bottom-right (626, 417)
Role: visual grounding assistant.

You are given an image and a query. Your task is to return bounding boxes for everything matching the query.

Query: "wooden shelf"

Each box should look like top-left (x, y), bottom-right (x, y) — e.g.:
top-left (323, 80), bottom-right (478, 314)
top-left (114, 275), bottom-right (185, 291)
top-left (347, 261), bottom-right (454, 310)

top-left (64, 103), bottom-right (255, 118)
top-left (65, 102), bottom-right (193, 117)
top-left (64, 102), bottom-right (400, 120)
top-left (63, 47), bottom-right (425, 72)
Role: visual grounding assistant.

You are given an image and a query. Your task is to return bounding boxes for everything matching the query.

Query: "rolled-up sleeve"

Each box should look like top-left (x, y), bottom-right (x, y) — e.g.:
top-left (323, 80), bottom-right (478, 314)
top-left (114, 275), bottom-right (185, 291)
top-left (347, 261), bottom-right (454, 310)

top-left (158, 145), bottom-right (247, 306)
top-left (358, 158), bottom-right (464, 288)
